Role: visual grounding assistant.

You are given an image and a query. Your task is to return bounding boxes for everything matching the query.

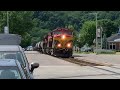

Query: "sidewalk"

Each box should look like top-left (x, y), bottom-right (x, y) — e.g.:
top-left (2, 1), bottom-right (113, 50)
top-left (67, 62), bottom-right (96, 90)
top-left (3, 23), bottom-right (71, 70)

top-left (73, 53), bottom-right (120, 66)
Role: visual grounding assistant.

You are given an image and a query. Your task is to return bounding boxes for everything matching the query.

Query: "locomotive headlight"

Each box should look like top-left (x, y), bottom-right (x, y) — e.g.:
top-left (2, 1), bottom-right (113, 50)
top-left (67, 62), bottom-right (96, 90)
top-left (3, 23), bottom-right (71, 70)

top-left (57, 43), bottom-right (61, 47)
top-left (67, 43), bottom-right (71, 48)
top-left (61, 35), bottom-right (66, 40)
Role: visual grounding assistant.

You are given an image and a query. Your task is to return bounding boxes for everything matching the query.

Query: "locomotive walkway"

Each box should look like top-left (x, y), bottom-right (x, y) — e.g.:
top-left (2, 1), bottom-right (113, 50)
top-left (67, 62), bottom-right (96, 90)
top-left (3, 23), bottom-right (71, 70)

top-left (25, 51), bottom-right (120, 79)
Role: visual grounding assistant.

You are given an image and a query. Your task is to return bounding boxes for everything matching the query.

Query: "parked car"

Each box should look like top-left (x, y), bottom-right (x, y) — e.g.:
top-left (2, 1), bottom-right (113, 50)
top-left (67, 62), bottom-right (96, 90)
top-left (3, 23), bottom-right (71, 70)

top-left (80, 44), bottom-right (93, 52)
top-left (0, 59), bottom-right (28, 79)
top-left (0, 34), bottom-right (39, 79)
top-left (27, 46), bottom-right (33, 51)
top-left (0, 45), bottom-right (39, 79)
top-left (81, 47), bottom-right (92, 52)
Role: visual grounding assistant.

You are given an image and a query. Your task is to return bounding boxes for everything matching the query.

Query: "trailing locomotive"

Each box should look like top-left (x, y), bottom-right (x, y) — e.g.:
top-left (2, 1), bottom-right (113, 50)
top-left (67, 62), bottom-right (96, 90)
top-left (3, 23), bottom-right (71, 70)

top-left (36, 28), bottom-right (73, 58)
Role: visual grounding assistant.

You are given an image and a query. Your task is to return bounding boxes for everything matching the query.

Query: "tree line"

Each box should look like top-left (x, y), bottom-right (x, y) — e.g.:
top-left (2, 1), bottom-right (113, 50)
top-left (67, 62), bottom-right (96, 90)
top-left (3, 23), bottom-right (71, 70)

top-left (0, 11), bottom-right (120, 48)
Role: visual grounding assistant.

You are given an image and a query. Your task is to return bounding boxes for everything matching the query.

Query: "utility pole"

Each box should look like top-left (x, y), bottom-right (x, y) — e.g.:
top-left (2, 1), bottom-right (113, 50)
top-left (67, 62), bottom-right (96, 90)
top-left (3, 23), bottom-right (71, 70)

top-left (89, 12), bottom-right (98, 54)
top-left (95, 13), bottom-right (98, 52)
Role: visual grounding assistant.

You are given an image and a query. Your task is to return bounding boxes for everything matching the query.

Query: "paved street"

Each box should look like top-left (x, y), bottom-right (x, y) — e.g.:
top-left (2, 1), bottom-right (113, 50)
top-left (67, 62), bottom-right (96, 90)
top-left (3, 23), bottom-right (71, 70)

top-left (25, 51), bottom-right (120, 79)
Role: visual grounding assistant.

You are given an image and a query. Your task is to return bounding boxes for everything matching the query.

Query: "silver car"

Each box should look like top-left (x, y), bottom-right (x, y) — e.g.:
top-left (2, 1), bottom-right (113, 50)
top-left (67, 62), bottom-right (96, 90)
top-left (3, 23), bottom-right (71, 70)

top-left (0, 34), bottom-right (39, 79)
top-left (0, 59), bottom-right (27, 79)
top-left (0, 45), bottom-right (39, 79)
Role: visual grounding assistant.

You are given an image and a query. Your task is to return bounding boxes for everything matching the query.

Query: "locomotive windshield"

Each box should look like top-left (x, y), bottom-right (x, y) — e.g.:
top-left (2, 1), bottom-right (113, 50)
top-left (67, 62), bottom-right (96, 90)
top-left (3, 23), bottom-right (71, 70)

top-left (63, 30), bottom-right (72, 35)
top-left (53, 30), bottom-right (72, 35)
top-left (53, 31), bottom-right (62, 35)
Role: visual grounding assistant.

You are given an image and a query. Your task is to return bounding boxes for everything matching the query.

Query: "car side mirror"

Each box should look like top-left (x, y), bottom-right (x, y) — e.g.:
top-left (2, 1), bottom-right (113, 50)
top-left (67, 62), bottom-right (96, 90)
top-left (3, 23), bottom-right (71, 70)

top-left (30, 63), bottom-right (39, 73)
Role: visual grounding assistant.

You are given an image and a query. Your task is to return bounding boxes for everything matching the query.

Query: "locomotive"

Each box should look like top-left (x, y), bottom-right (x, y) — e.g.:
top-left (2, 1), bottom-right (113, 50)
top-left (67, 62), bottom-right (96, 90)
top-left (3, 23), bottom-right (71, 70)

top-left (36, 28), bottom-right (73, 58)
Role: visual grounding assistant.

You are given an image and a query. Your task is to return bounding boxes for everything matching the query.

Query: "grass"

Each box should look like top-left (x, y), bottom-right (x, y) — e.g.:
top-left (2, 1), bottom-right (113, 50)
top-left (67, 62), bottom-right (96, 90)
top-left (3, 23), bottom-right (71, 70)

top-left (73, 51), bottom-right (94, 54)
top-left (74, 50), bottom-right (120, 55)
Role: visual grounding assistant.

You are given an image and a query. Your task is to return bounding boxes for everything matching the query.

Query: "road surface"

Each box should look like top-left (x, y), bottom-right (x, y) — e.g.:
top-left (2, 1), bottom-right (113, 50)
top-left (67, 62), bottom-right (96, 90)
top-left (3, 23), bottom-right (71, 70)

top-left (25, 51), bottom-right (120, 79)
top-left (74, 53), bottom-right (120, 65)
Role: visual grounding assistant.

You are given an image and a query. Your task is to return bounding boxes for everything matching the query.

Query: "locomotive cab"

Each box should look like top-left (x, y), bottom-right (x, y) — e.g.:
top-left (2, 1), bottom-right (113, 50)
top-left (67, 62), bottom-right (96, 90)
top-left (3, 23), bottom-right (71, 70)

top-left (52, 28), bottom-right (73, 57)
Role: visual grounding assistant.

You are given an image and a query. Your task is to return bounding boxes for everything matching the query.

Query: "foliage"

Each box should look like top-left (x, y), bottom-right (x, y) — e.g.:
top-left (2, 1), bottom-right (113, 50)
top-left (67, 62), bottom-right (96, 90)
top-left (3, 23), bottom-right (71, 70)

top-left (0, 11), bottom-right (35, 47)
top-left (98, 19), bottom-right (118, 37)
top-left (102, 33), bottom-right (107, 49)
top-left (80, 21), bottom-right (96, 46)
top-left (1, 11), bottom-right (120, 48)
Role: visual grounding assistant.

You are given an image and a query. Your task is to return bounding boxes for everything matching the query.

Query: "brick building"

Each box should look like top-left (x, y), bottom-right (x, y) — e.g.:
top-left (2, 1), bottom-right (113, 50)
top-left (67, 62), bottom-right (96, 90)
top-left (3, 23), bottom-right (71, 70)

top-left (107, 29), bottom-right (120, 51)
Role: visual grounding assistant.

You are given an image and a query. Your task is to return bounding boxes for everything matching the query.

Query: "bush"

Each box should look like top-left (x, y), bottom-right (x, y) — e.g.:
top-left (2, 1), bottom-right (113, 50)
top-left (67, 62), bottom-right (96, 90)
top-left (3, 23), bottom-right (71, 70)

top-left (94, 49), bottom-right (116, 54)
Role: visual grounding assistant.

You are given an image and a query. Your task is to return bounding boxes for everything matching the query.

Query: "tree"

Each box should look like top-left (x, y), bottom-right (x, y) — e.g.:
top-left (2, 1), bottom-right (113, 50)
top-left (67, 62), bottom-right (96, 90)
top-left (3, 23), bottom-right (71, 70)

top-left (80, 21), bottom-right (96, 46)
top-left (98, 19), bottom-right (118, 37)
top-left (9, 11), bottom-right (34, 36)
top-left (0, 11), bottom-right (36, 47)
top-left (102, 33), bottom-right (107, 49)
top-left (20, 32), bottom-right (32, 48)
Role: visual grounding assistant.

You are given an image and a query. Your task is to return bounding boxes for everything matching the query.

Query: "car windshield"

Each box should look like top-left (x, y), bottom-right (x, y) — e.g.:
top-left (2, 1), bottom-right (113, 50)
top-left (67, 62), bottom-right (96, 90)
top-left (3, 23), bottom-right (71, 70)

top-left (0, 66), bottom-right (22, 79)
top-left (0, 52), bottom-right (25, 67)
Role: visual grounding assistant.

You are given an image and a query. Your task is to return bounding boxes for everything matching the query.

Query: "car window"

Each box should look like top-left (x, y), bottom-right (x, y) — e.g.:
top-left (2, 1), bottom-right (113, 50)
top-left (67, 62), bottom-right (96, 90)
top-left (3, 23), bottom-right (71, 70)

top-left (0, 52), bottom-right (26, 67)
top-left (0, 66), bottom-right (22, 79)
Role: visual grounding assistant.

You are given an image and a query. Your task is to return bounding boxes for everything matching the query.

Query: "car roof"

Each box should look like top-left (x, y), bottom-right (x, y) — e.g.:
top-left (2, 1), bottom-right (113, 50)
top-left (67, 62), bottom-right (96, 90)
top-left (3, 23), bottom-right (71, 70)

top-left (0, 45), bottom-right (23, 51)
top-left (0, 59), bottom-right (19, 66)
top-left (0, 34), bottom-right (21, 45)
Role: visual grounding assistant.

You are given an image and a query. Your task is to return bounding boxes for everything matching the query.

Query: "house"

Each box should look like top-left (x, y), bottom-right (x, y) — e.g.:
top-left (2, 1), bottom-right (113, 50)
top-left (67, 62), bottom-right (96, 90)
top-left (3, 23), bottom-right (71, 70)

top-left (107, 28), bottom-right (120, 50)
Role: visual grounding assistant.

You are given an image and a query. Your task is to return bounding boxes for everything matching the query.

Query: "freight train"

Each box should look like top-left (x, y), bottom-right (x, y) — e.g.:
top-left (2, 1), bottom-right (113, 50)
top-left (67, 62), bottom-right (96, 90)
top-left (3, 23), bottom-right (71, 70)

top-left (35, 28), bottom-right (73, 58)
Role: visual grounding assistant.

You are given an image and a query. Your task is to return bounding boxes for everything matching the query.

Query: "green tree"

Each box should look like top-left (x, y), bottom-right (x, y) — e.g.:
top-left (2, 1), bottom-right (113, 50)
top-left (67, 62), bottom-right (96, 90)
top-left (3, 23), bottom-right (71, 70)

top-left (21, 32), bottom-right (32, 47)
top-left (98, 19), bottom-right (118, 37)
top-left (9, 11), bottom-right (34, 36)
top-left (80, 21), bottom-right (96, 46)
top-left (0, 11), bottom-right (36, 47)
top-left (102, 33), bottom-right (107, 49)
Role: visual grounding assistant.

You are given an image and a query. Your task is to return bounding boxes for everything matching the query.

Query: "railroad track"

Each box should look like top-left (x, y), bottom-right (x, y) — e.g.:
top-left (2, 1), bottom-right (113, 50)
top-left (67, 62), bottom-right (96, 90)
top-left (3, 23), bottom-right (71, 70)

top-left (58, 57), bottom-right (120, 78)
top-left (58, 57), bottom-right (104, 66)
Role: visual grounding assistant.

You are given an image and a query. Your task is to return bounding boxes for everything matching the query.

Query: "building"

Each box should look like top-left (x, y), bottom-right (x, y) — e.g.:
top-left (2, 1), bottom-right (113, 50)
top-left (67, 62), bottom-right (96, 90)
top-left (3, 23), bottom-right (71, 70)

top-left (107, 28), bottom-right (120, 51)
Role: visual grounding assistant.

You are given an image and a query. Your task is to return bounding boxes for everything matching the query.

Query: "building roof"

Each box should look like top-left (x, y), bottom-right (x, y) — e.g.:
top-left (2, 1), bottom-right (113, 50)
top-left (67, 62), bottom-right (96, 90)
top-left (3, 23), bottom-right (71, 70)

top-left (107, 33), bottom-right (120, 42)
